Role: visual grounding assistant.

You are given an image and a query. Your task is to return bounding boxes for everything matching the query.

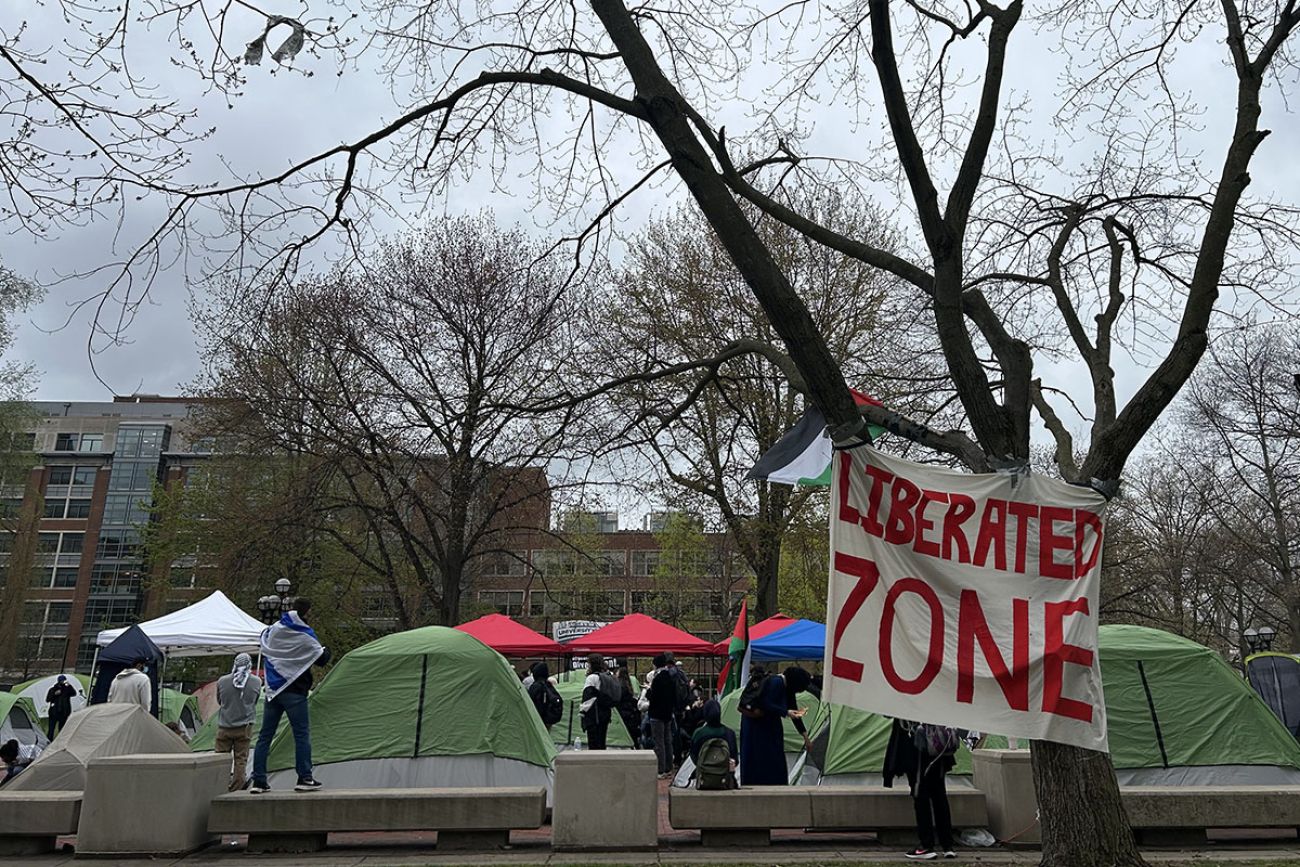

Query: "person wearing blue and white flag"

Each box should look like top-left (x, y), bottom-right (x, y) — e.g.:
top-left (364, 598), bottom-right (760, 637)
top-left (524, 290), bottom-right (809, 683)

top-left (250, 599), bottom-right (331, 793)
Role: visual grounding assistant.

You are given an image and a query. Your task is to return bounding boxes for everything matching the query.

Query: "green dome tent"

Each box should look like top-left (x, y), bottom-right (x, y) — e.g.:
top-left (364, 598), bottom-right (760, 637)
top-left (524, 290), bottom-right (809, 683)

top-left (261, 626), bottom-right (557, 791)
top-left (550, 677), bottom-right (635, 749)
top-left (0, 692), bottom-right (48, 749)
top-left (160, 688), bottom-right (202, 739)
top-left (808, 625), bottom-right (1300, 786)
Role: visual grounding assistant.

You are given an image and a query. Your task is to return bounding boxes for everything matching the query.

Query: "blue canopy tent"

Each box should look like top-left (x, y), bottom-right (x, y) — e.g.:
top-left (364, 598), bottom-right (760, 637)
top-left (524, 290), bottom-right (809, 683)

top-left (89, 624), bottom-right (164, 717)
top-left (750, 618), bottom-right (826, 661)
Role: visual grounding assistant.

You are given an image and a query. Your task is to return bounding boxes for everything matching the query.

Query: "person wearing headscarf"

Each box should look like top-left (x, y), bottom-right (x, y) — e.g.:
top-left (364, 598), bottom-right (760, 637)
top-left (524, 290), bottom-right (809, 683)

top-left (738, 665), bottom-right (813, 786)
top-left (689, 699), bottom-right (737, 765)
top-left (251, 599), bottom-right (330, 793)
top-left (215, 651), bottom-right (263, 791)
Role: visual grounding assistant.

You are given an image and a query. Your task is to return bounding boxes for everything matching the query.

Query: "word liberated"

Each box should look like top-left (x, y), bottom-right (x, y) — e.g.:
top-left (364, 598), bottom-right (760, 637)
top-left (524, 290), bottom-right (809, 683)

top-left (837, 462), bottom-right (1104, 578)
top-left (823, 446), bottom-right (1110, 752)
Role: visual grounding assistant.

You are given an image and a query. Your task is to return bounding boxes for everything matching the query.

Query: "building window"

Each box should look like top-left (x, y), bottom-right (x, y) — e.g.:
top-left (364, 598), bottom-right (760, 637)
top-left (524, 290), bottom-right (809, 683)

top-left (36, 532), bottom-right (61, 553)
top-left (0, 533), bottom-right (12, 553)
top-left (54, 433), bottom-right (78, 451)
top-left (96, 531), bottom-right (140, 560)
top-left (65, 499), bottom-right (92, 519)
top-left (482, 551), bottom-right (528, 578)
top-left (630, 550), bottom-right (661, 577)
top-left (102, 494), bottom-right (149, 525)
top-left (531, 550), bottom-right (575, 577)
top-left (596, 550), bottom-right (626, 576)
top-left (478, 590), bottom-right (524, 616)
top-left (53, 567), bottom-right (80, 588)
top-left (78, 434), bottom-right (104, 452)
top-left (48, 466), bottom-right (97, 486)
top-left (191, 436), bottom-right (216, 454)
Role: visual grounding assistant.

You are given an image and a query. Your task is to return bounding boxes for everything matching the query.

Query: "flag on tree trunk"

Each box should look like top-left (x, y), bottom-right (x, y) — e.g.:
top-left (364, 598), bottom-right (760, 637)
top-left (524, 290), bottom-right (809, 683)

top-left (717, 599), bottom-right (751, 696)
top-left (747, 390), bottom-right (886, 486)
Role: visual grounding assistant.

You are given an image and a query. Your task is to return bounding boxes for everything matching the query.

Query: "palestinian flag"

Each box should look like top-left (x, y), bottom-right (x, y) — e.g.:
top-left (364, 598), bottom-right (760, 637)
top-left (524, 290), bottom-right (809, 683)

top-left (717, 599), bottom-right (751, 696)
top-left (747, 390), bottom-right (885, 486)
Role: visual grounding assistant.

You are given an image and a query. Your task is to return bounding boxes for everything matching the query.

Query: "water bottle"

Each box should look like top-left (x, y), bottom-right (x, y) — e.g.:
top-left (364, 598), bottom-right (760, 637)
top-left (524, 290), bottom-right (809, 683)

top-left (573, 735), bottom-right (583, 751)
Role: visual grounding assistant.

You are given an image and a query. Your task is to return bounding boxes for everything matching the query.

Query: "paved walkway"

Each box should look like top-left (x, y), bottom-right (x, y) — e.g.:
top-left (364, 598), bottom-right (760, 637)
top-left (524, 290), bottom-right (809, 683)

top-left (17, 843), bottom-right (1300, 867)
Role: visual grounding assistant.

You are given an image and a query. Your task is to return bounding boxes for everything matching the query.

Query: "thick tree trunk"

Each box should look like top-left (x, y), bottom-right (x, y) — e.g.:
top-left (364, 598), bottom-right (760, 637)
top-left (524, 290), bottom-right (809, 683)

top-left (753, 539), bottom-right (781, 620)
top-left (1033, 742), bottom-right (1143, 867)
top-left (1289, 592), bottom-right (1300, 653)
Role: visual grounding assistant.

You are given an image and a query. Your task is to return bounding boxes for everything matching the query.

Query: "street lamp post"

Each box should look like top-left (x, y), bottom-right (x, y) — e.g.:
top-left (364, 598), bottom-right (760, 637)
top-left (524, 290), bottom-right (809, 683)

top-left (256, 579), bottom-right (294, 625)
top-left (1243, 625), bottom-right (1278, 655)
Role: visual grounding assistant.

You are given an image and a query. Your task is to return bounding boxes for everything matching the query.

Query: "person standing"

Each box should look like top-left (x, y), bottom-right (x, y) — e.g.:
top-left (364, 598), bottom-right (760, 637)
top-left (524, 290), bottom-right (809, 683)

top-left (646, 653), bottom-right (677, 777)
top-left (107, 659), bottom-right (152, 713)
top-left (44, 675), bottom-right (78, 739)
top-left (579, 654), bottom-right (619, 750)
top-left (214, 653), bottom-right (262, 792)
top-left (738, 665), bottom-right (812, 786)
top-left (250, 599), bottom-right (331, 794)
top-left (883, 719), bottom-right (957, 860)
top-left (614, 663), bottom-right (642, 748)
top-left (526, 662), bottom-right (564, 731)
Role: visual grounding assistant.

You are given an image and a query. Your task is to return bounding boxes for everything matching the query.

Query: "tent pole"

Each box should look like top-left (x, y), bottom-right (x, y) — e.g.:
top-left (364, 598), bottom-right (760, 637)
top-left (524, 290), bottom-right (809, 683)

top-left (88, 647), bottom-right (101, 704)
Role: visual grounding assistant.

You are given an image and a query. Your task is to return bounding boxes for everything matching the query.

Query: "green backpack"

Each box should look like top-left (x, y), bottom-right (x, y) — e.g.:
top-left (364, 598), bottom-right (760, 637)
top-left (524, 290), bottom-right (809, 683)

top-left (695, 737), bottom-right (736, 790)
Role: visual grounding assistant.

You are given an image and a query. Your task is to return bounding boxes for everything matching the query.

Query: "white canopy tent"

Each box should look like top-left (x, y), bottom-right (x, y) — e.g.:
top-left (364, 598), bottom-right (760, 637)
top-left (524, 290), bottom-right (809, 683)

top-left (95, 590), bottom-right (265, 657)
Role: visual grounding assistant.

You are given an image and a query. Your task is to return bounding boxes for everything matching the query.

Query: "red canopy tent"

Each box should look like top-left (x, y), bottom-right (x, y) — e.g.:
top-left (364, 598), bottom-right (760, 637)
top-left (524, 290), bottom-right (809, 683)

top-left (454, 613), bottom-right (563, 657)
top-left (566, 613), bottom-right (720, 657)
top-left (711, 613), bottom-right (798, 655)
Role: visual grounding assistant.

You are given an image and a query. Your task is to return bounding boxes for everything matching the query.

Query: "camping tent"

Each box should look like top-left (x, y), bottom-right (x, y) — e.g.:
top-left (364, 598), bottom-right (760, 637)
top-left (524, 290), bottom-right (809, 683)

top-left (95, 591), bottom-right (264, 657)
top-left (548, 677), bottom-right (635, 749)
top-left (566, 614), bottom-right (719, 657)
top-left (10, 673), bottom-right (90, 719)
top-left (4, 704), bottom-right (188, 791)
top-left (711, 614), bottom-right (799, 655)
top-left (810, 625), bottom-right (1300, 787)
top-left (160, 688), bottom-right (202, 738)
top-left (749, 619), bottom-right (826, 661)
top-left (261, 626), bottom-right (556, 791)
top-left (455, 614), bottom-right (563, 657)
top-left (1246, 653), bottom-right (1300, 738)
top-left (0, 693), bottom-right (48, 749)
top-left (89, 624), bottom-right (164, 715)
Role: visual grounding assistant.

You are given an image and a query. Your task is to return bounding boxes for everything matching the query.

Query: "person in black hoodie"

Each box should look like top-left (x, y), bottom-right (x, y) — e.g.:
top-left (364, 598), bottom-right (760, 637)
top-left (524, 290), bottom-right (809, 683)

top-left (614, 662), bottom-right (642, 748)
top-left (646, 653), bottom-right (677, 777)
top-left (882, 719), bottom-right (956, 860)
top-left (527, 663), bottom-right (564, 730)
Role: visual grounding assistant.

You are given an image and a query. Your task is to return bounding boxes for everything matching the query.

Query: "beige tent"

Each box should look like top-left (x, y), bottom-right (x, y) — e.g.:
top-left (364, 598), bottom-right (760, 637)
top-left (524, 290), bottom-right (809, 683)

top-left (5, 704), bottom-right (188, 791)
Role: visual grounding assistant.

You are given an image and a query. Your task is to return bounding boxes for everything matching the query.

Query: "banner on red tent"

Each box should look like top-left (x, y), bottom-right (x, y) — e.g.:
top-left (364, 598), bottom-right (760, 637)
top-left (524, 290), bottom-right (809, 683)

top-left (823, 445), bottom-right (1110, 752)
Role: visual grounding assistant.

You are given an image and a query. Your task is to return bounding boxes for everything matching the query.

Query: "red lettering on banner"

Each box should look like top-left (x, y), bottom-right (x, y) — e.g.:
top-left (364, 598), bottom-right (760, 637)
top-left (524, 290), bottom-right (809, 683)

top-left (862, 463), bottom-right (893, 537)
top-left (879, 578), bottom-right (944, 694)
top-left (913, 490), bottom-right (948, 558)
top-left (1074, 510), bottom-right (1104, 578)
top-left (884, 476), bottom-right (921, 545)
top-left (973, 499), bottom-right (1008, 570)
top-left (830, 552), bottom-right (881, 683)
top-left (1043, 597), bottom-right (1095, 722)
top-left (1038, 506), bottom-right (1075, 579)
top-left (942, 494), bottom-right (975, 563)
top-left (837, 452), bottom-right (862, 527)
top-left (1008, 501), bottom-right (1039, 573)
top-left (956, 590), bottom-right (1029, 711)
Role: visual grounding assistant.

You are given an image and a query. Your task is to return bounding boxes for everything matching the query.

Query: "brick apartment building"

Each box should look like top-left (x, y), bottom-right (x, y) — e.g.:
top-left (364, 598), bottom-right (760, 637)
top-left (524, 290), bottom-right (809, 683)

top-left (0, 398), bottom-right (750, 681)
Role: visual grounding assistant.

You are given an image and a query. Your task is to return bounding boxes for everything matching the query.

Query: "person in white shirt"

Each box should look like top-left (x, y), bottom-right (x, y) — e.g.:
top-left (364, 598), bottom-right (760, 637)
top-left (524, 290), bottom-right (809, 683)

top-left (107, 659), bottom-right (152, 713)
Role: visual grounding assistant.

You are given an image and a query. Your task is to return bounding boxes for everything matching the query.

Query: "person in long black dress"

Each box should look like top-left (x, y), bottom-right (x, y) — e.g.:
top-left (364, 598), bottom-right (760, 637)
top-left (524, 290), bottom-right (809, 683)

top-left (738, 666), bottom-right (812, 786)
top-left (882, 719), bottom-right (957, 859)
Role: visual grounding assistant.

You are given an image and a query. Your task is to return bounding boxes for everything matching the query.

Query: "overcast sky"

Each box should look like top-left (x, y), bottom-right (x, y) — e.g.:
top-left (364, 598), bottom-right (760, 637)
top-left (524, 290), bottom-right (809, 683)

top-left (3, 0), bottom-right (1298, 448)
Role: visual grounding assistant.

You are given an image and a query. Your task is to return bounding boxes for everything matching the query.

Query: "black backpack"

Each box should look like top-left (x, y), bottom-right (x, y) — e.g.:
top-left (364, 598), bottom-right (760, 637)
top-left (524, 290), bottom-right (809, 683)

top-left (737, 674), bottom-right (769, 718)
top-left (670, 667), bottom-right (690, 709)
top-left (536, 682), bottom-right (564, 728)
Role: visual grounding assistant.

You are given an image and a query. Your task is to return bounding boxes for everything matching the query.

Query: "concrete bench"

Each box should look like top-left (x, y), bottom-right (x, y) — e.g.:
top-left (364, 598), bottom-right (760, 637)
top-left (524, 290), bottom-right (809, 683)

top-left (0, 791), bottom-right (81, 856)
top-left (669, 786), bottom-right (988, 846)
top-left (208, 787), bottom-right (548, 853)
top-left (1121, 786), bottom-right (1300, 845)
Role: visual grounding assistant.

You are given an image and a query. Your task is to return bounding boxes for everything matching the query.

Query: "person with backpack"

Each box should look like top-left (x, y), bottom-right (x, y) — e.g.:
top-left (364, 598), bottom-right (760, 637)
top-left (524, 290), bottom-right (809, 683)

top-left (689, 699), bottom-right (737, 789)
top-left (527, 662), bottom-right (564, 731)
top-left (579, 654), bottom-right (620, 750)
top-left (645, 653), bottom-right (676, 777)
top-left (883, 718), bottom-right (959, 860)
top-left (662, 651), bottom-right (691, 764)
top-left (737, 665), bottom-right (812, 786)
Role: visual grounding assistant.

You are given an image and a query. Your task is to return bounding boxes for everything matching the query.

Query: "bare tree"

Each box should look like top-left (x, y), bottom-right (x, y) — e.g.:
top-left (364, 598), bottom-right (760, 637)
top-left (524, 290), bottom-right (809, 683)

top-left (6, 0), bottom-right (1300, 861)
top-left (1180, 325), bottom-right (1300, 648)
top-left (596, 192), bottom-right (941, 619)
top-left (194, 214), bottom-right (590, 626)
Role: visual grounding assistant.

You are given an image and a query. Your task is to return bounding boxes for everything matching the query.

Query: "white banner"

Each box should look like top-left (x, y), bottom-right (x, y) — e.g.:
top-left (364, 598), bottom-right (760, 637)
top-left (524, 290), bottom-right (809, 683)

top-left (552, 620), bottom-right (610, 644)
top-left (824, 445), bottom-right (1109, 752)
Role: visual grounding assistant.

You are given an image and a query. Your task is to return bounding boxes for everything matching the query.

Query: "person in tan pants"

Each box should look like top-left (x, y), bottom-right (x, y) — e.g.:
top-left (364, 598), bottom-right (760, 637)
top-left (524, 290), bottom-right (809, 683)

top-left (214, 653), bottom-right (262, 791)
